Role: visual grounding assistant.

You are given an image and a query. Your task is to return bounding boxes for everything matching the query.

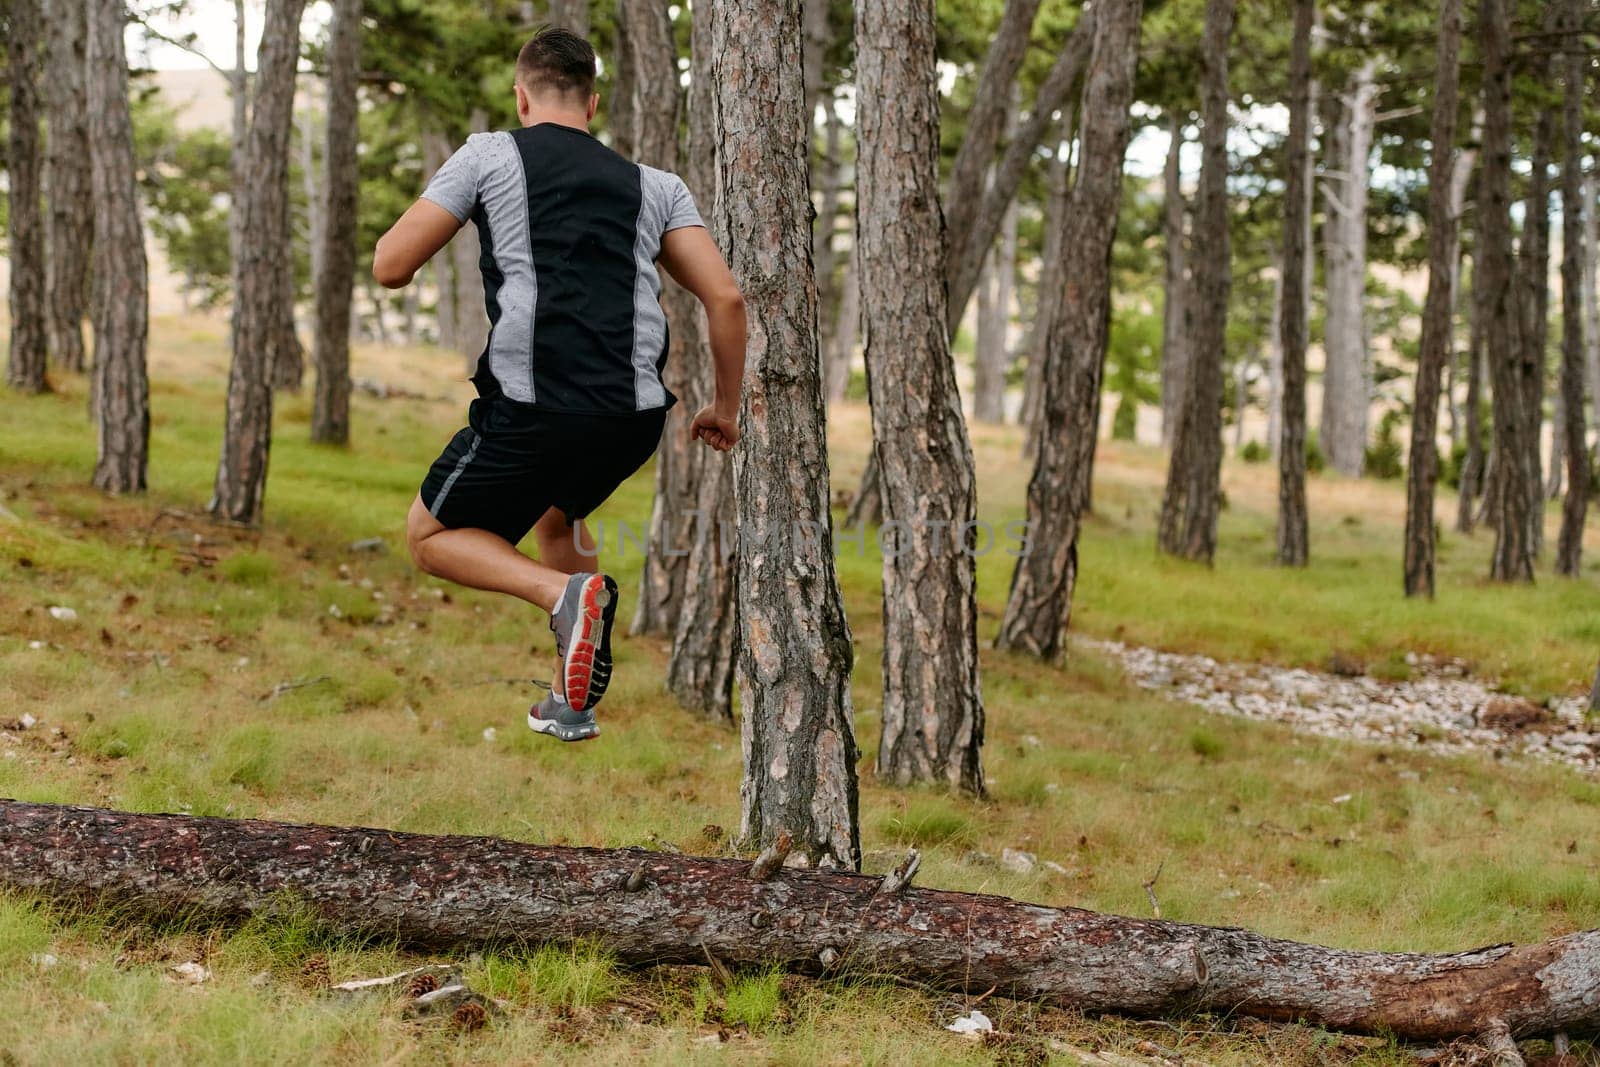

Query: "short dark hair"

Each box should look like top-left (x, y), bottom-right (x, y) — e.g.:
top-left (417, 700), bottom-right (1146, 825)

top-left (516, 28), bottom-right (597, 101)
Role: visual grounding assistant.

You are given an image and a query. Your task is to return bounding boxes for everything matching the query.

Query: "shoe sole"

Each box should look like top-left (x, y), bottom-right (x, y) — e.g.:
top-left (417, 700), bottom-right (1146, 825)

top-left (527, 711), bottom-right (600, 743)
top-left (562, 574), bottom-right (617, 712)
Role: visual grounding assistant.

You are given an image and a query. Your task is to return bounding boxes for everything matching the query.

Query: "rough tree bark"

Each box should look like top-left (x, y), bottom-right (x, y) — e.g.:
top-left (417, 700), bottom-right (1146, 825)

top-left (973, 96), bottom-right (1020, 427)
top-left (801, 0), bottom-right (832, 122)
top-left (86, 0), bottom-right (149, 494)
top-left (1517, 88), bottom-right (1554, 556)
top-left (1400, 0), bottom-right (1462, 598)
top-left (995, 0), bottom-right (1142, 659)
top-left (1479, 0), bottom-right (1534, 583)
top-left (1020, 118), bottom-right (1074, 448)
top-left (312, 0), bottom-right (361, 446)
top-left (609, 1), bottom-right (637, 159)
top-left (7, 802), bottom-right (1600, 1042)
top-left (547, 0), bottom-right (589, 35)
top-left (815, 96), bottom-right (847, 402)
top-left (1554, 0), bottom-right (1587, 579)
top-left (713, 0), bottom-right (860, 868)
top-left (1159, 113), bottom-right (1189, 448)
top-left (1584, 170), bottom-right (1600, 439)
top-left (1276, 0), bottom-right (1313, 569)
top-left (627, 0), bottom-right (700, 638)
top-left (1319, 59), bottom-right (1377, 478)
top-left (6, 0), bottom-right (50, 395)
top-left (1156, 0), bottom-right (1233, 564)
top-left (827, 250), bottom-right (858, 404)
top-left (856, 0), bottom-right (985, 794)
top-left (1457, 260), bottom-right (1487, 533)
top-left (211, 0), bottom-right (307, 525)
top-left (45, 0), bottom-right (92, 374)
top-left (946, 7), bottom-right (1096, 331)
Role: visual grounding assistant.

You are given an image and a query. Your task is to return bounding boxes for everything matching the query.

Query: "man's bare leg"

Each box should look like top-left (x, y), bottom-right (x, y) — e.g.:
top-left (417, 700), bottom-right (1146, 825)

top-left (531, 507), bottom-right (598, 699)
top-left (405, 495), bottom-right (570, 612)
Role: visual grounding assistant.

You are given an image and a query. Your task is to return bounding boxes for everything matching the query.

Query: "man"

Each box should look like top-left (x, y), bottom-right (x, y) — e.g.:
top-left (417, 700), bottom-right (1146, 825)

top-left (373, 28), bottom-right (746, 743)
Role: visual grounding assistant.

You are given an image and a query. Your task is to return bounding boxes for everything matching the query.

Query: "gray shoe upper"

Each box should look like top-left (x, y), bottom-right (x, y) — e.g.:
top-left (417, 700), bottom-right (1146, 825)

top-left (530, 692), bottom-right (596, 728)
top-left (549, 572), bottom-right (595, 655)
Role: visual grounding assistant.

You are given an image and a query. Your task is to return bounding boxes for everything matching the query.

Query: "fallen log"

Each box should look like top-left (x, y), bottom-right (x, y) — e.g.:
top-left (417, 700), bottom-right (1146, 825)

top-left (2, 801), bottom-right (1597, 1042)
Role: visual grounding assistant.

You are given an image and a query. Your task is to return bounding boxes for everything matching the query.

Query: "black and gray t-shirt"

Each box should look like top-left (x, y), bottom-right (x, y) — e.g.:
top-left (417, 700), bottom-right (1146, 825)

top-left (422, 122), bottom-right (704, 414)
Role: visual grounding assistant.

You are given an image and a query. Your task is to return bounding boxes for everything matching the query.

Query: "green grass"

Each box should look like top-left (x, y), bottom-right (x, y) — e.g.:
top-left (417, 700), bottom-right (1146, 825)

top-left (0, 313), bottom-right (1596, 1064)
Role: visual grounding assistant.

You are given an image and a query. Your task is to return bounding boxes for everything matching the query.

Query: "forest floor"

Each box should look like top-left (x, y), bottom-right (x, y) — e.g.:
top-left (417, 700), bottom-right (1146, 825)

top-left (1, 314), bottom-right (1598, 1065)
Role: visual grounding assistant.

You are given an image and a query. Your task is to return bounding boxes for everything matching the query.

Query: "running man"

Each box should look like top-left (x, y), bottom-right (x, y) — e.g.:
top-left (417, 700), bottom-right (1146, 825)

top-left (373, 28), bottom-right (746, 742)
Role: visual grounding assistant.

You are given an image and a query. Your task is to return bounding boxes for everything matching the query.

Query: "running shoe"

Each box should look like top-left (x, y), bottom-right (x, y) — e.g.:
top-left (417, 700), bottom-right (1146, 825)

top-left (549, 572), bottom-right (618, 712)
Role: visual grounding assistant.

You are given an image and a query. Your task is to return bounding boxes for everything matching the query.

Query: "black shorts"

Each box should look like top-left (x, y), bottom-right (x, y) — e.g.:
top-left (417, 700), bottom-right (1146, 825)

top-left (419, 397), bottom-right (666, 545)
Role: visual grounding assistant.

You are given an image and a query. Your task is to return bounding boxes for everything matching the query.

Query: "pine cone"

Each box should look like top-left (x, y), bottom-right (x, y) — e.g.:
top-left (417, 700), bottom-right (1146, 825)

top-left (299, 955), bottom-right (330, 988)
top-left (407, 971), bottom-right (439, 998)
top-left (452, 1001), bottom-right (488, 1031)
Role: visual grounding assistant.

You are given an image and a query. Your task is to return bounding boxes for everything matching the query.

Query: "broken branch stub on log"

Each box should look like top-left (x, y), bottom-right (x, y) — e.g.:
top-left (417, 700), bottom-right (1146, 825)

top-left (2, 801), bottom-right (1598, 1042)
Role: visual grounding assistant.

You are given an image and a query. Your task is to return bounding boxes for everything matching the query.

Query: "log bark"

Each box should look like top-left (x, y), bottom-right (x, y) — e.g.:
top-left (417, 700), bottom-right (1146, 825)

top-left (1401, 0), bottom-right (1462, 598)
top-left (1553, 0), bottom-right (1587, 579)
top-left (996, 0), bottom-right (1142, 659)
top-left (5, 801), bottom-right (1600, 1042)
top-left (1159, 113), bottom-right (1189, 449)
top-left (1156, 0), bottom-right (1232, 564)
top-left (855, 0), bottom-right (985, 794)
top-left (6, 0), bottom-right (50, 395)
top-left (1318, 59), bottom-right (1377, 478)
top-left (211, 0), bottom-right (307, 525)
top-left (712, 0), bottom-right (860, 869)
top-left (311, 0), bottom-right (361, 447)
top-left (87, 0), bottom-right (149, 494)
top-left (1276, 0), bottom-right (1313, 569)
top-left (665, 0), bottom-right (738, 723)
top-left (1479, 0), bottom-right (1534, 582)
top-left (626, 0), bottom-right (697, 639)
top-left (45, 0), bottom-right (92, 375)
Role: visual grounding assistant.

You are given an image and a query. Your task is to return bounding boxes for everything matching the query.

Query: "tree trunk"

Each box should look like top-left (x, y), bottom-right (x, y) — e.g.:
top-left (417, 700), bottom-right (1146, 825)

top-left (1276, 0), bottom-right (1313, 568)
top-left (1553, 0), bottom-right (1587, 579)
top-left (814, 96), bottom-right (842, 383)
top-left (447, 115), bottom-right (490, 376)
top-left (996, 0), bottom-right (1142, 659)
top-left (1479, 0), bottom-right (1534, 582)
top-left (312, 0), bottom-right (361, 446)
top-left (610, 0), bottom-right (637, 158)
top-left (547, 0), bottom-right (589, 35)
top-left (801, 0), bottom-right (831, 122)
top-left (5, 0), bottom-right (50, 395)
top-left (1156, 0), bottom-right (1232, 564)
top-left (1547, 391), bottom-right (1565, 501)
top-left (627, 0), bottom-right (698, 638)
top-left (713, 0), bottom-right (860, 868)
top-left (1020, 118), bottom-right (1073, 448)
top-left (855, 0), bottom-right (984, 795)
top-left (9, 801), bottom-right (1600, 1042)
top-left (667, 0), bottom-right (738, 722)
top-left (45, 0), bottom-right (92, 375)
top-left (1319, 59), bottom-right (1377, 478)
top-left (1458, 260), bottom-right (1487, 533)
top-left (827, 251), bottom-right (858, 404)
top-left (972, 186), bottom-right (1017, 425)
top-left (942, 0), bottom-right (1041, 309)
top-left (945, 8), bottom-right (1096, 332)
top-left (1400, 0), bottom-right (1462, 599)
top-left (1159, 114), bottom-right (1189, 448)
top-left (86, 0), bottom-right (148, 494)
top-left (1583, 170), bottom-right (1600, 440)
top-left (212, 0), bottom-right (307, 525)
top-left (1266, 273), bottom-right (1284, 458)
top-left (1518, 92), bottom-right (1554, 557)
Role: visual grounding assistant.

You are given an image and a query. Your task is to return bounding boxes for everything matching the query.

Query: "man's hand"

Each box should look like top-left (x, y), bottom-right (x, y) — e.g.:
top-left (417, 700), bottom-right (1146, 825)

top-left (689, 406), bottom-right (739, 452)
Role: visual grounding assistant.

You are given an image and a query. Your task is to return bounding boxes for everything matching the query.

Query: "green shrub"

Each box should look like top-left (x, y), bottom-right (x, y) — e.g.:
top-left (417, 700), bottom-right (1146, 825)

top-left (1305, 431), bottom-right (1326, 474)
top-left (1239, 439), bottom-right (1269, 464)
top-left (1364, 412), bottom-right (1404, 480)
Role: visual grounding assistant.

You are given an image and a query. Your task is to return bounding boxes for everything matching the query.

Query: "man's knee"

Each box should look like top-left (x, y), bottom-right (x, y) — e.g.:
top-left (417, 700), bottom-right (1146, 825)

top-left (406, 500), bottom-right (444, 575)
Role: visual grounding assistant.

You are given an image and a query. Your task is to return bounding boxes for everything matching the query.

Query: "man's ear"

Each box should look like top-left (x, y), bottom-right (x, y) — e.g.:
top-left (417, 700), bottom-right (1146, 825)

top-left (514, 82), bottom-right (531, 123)
top-left (587, 93), bottom-right (599, 122)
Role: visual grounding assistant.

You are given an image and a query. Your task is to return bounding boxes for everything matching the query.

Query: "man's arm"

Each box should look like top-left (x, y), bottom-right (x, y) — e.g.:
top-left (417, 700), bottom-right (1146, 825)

top-left (658, 225), bottom-right (746, 451)
top-left (372, 199), bottom-right (463, 289)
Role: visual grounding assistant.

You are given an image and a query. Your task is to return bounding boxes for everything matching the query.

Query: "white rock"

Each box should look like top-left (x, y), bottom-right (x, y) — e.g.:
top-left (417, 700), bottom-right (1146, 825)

top-left (170, 962), bottom-right (210, 984)
top-left (481, 727), bottom-right (497, 743)
top-left (1331, 794), bottom-right (1353, 805)
top-left (20, 713), bottom-right (37, 729)
top-left (27, 640), bottom-right (47, 650)
top-left (945, 1009), bottom-right (993, 1037)
top-left (1000, 848), bottom-right (1037, 874)
top-left (31, 953), bottom-right (58, 968)
top-left (47, 606), bottom-right (77, 622)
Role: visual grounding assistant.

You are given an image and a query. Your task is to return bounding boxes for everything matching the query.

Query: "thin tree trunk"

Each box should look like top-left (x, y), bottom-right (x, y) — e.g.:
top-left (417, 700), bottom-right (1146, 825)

top-left (972, 188), bottom-right (1017, 425)
top-left (1583, 170), bottom-right (1600, 439)
top-left (9, 801), bottom-right (1600, 1042)
top-left (610, 0), bottom-right (637, 158)
top-left (45, 0), bottom-right (92, 375)
top-left (1319, 59), bottom-right (1377, 478)
top-left (1458, 259), bottom-right (1487, 532)
top-left (714, 0), bottom-right (860, 868)
top-left (827, 250), bottom-right (858, 404)
top-left (1276, 0), bottom-right (1312, 567)
top-left (995, 0), bottom-right (1142, 658)
top-left (1479, 0), bottom-right (1534, 582)
top-left (312, 0), bottom-right (360, 446)
top-left (627, 0), bottom-right (698, 639)
top-left (1401, 0), bottom-right (1462, 598)
top-left (547, 0), bottom-right (589, 35)
top-left (1160, 114), bottom-right (1189, 448)
top-left (1157, 0), bottom-right (1233, 564)
top-left (1548, 391), bottom-right (1566, 500)
top-left (815, 94), bottom-right (844, 398)
top-left (366, 278), bottom-right (390, 345)
top-left (946, 8), bottom-right (1096, 331)
top-left (1443, 117), bottom-right (1481, 454)
top-left (212, 0), bottom-right (307, 525)
top-left (300, 110), bottom-right (325, 298)
top-left (1554, 0), bottom-right (1588, 578)
top-left (5, 0), bottom-right (49, 394)
top-left (845, 452), bottom-right (883, 529)
top-left (1519, 89), bottom-right (1555, 556)
top-left (448, 115), bottom-right (490, 375)
top-left (856, 0), bottom-right (984, 794)
top-left (1020, 120), bottom-right (1073, 449)
top-left (87, 0), bottom-right (148, 494)
top-left (801, 0), bottom-right (831, 122)
top-left (1266, 272), bottom-right (1284, 459)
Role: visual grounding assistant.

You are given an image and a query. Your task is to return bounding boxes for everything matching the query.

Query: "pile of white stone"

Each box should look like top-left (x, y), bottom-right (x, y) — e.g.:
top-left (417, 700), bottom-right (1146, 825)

top-left (1083, 638), bottom-right (1599, 773)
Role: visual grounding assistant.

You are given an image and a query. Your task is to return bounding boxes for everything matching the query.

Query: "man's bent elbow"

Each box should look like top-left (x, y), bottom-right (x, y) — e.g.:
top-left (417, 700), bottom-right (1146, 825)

top-left (371, 243), bottom-right (412, 289)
